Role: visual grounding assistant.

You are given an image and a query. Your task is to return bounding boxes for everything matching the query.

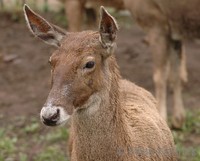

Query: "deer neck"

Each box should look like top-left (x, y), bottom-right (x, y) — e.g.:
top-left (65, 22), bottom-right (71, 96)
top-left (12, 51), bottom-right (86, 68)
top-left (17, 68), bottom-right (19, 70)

top-left (71, 56), bottom-right (128, 159)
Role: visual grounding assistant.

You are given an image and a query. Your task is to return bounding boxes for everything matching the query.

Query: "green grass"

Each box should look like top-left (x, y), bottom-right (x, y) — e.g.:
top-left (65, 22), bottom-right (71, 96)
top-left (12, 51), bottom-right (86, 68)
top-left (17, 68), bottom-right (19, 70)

top-left (0, 129), bottom-right (17, 161)
top-left (0, 116), bottom-right (69, 161)
top-left (35, 146), bottom-right (68, 161)
top-left (182, 110), bottom-right (200, 134)
top-left (172, 110), bottom-right (200, 161)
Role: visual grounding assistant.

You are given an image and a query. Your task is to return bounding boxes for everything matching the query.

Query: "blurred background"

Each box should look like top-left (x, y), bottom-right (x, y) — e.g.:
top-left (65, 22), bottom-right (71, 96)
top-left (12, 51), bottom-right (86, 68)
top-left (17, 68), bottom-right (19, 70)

top-left (0, 0), bottom-right (200, 160)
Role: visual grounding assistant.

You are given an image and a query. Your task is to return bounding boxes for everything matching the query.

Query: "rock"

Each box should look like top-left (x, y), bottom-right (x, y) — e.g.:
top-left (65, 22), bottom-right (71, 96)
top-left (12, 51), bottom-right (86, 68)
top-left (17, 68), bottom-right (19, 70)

top-left (3, 54), bottom-right (19, 63)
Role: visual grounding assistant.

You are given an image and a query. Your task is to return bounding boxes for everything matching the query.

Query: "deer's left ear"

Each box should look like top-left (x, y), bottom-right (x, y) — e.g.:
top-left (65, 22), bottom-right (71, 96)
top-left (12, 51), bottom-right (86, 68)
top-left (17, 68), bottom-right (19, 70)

top-left (23, 4), bottom-right (66, 47)
top-left (99, 6), bottom-right (119, 50)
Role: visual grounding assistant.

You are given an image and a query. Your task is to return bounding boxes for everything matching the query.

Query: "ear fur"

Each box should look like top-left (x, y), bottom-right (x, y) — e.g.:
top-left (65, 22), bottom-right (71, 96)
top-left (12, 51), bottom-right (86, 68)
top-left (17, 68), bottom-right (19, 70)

top-left (23, 4), bottom-right (66, 47)
top-left (99, 6), bottom-right (119, 54)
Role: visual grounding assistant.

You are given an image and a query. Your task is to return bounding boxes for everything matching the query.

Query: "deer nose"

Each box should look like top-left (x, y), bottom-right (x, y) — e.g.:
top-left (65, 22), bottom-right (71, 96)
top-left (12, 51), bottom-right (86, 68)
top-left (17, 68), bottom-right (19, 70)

top-left (41, 108), bottom-right (60, 126)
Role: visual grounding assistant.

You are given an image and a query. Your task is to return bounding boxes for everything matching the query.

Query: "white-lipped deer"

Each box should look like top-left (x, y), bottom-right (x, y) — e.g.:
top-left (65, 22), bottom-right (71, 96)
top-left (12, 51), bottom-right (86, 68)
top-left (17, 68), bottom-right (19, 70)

top-left (24, 5), bottom-right (177, 161)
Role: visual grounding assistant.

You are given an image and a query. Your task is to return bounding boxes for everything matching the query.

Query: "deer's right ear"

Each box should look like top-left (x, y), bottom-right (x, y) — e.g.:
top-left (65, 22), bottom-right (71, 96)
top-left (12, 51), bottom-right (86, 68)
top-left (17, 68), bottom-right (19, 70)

top-left (99, 6), bottom-right (119, 49)
top-left (23, 4), bottom-right (66, 47)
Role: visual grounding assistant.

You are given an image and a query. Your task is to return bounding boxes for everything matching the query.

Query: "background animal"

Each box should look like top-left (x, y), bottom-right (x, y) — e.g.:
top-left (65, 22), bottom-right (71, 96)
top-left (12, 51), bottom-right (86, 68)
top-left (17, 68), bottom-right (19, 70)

top-left (124, 0), bottom-right (200, 128)
top-left (24, 4), bottom-right (177, 161)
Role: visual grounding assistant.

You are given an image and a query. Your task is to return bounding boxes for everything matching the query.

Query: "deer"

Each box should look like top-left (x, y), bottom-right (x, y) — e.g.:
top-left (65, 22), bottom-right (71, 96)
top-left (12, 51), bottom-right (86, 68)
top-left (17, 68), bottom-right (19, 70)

top-left (24, 4), bottom-right (177, 161)
top-left (61, 0), bottom-right (197, 129)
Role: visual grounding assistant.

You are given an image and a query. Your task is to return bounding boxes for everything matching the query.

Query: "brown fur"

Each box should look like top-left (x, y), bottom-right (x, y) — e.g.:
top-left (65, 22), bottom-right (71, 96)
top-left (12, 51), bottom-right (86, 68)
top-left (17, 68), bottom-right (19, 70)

top-left (24, 5), bottom-right (177, 161)
top-left (62, 32), bottom-right (177, 161)
top-left (69, 73), bottom-right (177, 160)
top-left (154, 0), bottom-right (200, 38)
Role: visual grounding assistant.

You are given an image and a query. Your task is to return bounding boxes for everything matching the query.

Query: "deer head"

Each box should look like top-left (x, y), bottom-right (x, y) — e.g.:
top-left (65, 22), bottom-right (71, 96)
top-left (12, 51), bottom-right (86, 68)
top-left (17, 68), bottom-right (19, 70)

top-left (24, 4), bottom-right (119, 126)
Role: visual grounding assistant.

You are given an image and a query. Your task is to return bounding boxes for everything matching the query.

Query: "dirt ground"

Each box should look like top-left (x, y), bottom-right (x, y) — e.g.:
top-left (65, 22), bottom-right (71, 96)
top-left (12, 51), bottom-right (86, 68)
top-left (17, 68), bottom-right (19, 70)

top-left (0, 12), bottom-right (200, 160)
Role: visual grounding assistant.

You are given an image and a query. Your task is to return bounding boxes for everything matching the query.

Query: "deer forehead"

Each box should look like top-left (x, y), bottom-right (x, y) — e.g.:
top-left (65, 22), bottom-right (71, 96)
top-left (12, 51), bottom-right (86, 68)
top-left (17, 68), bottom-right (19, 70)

top-left (48, 31), bottom-right (106, 72)
top-left (50, 44), bottom-right (103, 67)
top-left (60, 31), bottom-right (101, 50)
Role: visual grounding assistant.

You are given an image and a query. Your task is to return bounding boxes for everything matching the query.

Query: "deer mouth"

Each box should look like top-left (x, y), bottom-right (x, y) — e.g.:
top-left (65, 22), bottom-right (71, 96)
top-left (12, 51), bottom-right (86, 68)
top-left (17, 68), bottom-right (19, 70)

top-left (40, 105), bottom-right (70, 126)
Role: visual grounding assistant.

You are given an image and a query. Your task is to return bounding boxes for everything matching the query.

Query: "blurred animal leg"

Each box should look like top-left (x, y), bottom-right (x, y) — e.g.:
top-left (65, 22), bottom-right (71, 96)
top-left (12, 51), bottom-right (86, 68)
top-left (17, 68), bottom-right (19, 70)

top-left (169, 39), bottom-right (186, 128)
top-left (148, 28), bottom-right (169, 121)
top-left (65, 0), bottom-right (84, 31)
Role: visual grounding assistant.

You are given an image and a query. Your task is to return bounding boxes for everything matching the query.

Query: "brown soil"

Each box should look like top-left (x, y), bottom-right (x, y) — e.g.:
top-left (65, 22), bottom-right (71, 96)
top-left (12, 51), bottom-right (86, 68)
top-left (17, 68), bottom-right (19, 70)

top-left (0, 12), bottom-right (200, 160)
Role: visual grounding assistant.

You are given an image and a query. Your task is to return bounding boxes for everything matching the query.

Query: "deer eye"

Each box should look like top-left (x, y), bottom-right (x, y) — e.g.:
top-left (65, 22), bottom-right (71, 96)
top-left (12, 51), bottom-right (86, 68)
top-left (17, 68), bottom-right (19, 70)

top-left (84, 61), bottom-right (95, 69)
